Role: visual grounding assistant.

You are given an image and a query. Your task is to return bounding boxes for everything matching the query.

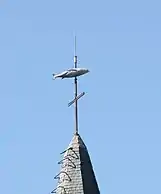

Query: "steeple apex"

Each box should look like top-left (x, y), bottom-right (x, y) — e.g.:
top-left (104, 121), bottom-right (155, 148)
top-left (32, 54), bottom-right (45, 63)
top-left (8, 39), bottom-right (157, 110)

top-left (68, 132), bottom-right (87, 149)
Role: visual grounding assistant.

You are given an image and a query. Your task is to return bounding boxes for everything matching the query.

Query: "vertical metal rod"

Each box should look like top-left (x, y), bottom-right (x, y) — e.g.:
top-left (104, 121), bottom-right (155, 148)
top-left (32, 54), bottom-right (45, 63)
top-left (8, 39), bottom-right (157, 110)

top-left (75, 77), bottom-right (78, 134)
top-left (74, 36), bottom-right (78, 134)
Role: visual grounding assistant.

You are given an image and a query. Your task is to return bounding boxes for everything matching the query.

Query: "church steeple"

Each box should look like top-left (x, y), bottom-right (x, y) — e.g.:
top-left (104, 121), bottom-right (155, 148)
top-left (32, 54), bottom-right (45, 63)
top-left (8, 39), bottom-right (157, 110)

top-left (51, 38), bottom-right (100, 194)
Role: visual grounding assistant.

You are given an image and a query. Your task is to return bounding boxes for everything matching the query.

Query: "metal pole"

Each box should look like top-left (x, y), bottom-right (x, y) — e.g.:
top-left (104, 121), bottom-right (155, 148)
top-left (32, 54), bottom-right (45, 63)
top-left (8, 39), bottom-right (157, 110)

top-left (74, 36), bottom-right (78, 134)
top-left (74, 76), bottom-right (78, 134)
top-left (68, 36), bottom-right (85, 134)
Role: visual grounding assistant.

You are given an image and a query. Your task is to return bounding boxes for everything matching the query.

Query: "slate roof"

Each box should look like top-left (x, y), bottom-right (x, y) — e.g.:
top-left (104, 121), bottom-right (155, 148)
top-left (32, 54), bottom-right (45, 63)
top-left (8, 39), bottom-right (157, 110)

top-left (52, 132), bottom-right (100, 194)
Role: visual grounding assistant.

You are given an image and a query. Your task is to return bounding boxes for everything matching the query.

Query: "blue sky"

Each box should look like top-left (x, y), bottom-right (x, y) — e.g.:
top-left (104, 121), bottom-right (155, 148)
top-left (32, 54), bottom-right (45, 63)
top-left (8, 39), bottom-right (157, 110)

top-left (0, 0), bottom-right (161, 193)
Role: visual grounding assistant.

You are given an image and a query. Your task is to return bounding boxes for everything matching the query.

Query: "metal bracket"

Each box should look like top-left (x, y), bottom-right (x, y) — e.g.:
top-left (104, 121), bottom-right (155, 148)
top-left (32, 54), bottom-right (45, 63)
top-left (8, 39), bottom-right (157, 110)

top-left (60, 147), bottom-right (79, 159)
top-left (60, 147), bottom-right (73, 154)
top-left (58, 157), bottom-right (76, 168)
top-left (51, 186), bottom-right (67, 194)
top-left (54, 171), bottom-right (71, 182)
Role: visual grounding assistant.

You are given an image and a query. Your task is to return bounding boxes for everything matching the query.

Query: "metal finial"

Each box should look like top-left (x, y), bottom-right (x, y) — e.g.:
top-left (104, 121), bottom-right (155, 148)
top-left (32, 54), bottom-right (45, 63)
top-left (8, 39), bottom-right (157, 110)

top-left (52, 36), bottom-right (88, 134)
top-left (68, 36), bottom-right (85, 134)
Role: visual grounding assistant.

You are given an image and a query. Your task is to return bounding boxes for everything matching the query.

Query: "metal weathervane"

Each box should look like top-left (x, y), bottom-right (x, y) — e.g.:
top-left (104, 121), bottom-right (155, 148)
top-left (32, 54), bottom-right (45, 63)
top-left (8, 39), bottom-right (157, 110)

top-left (52, 36), bottom-right (89, 134)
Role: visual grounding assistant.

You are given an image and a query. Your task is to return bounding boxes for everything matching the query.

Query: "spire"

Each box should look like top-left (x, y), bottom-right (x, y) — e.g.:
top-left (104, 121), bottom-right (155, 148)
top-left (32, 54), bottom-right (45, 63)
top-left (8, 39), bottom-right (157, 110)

top-left (51, 38), bottom-right (100, 194)
top-left (52, 133), bottom-right (100, 194)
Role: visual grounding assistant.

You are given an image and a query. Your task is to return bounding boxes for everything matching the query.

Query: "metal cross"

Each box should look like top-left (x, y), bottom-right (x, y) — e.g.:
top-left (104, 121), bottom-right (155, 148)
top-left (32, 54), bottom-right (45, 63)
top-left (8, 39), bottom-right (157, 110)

top-left (68, 36), bottom-right (85, 134)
